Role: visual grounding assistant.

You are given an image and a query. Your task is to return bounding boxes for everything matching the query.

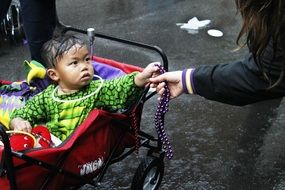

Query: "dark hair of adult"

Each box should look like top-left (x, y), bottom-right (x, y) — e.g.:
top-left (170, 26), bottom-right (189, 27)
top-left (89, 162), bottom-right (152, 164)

top-left (235, 0), bottom-right (285, 88)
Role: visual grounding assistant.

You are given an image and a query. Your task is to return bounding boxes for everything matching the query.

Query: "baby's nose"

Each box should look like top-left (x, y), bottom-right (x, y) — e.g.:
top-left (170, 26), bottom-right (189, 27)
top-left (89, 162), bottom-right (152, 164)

top-left (80, 62), bottom-right (89, 70)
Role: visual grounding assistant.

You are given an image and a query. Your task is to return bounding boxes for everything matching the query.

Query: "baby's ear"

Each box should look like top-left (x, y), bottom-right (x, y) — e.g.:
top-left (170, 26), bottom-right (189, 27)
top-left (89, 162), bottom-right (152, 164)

top-left (47, 69), bottom-right (59, 82)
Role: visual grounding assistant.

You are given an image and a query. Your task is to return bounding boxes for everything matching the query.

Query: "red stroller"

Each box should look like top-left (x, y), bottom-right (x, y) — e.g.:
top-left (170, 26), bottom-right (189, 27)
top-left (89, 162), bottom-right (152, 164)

top-left (0, 27), bottom-right (169, 190)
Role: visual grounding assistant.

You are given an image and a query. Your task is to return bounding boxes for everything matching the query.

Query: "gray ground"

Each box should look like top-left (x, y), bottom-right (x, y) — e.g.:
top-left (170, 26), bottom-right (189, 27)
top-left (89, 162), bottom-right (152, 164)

top-left (1, 0), bottom-right (285, 189)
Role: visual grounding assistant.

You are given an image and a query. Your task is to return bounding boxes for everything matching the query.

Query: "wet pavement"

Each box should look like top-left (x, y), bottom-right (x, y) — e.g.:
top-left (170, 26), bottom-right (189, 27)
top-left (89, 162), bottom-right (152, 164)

top-left (1, 0), bottom-right (285, 189)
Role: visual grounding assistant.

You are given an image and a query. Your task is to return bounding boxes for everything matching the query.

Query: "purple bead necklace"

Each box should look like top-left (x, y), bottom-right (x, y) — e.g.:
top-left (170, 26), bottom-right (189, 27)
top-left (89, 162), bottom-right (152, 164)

top-left (154, 64), bottom-right (173, 159)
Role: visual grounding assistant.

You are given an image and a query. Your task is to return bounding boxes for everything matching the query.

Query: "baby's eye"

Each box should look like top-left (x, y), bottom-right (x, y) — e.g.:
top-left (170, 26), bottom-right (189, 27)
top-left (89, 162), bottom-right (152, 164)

top-left (85, 57), bottom-right (91, 62)
top-left (70, 61), bottom-right (78, 65)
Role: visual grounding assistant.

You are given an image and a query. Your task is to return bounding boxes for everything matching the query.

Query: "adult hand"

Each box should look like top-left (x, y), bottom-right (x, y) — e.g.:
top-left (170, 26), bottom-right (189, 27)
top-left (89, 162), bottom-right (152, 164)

top-left (150, 71), bottom-right (184, 99)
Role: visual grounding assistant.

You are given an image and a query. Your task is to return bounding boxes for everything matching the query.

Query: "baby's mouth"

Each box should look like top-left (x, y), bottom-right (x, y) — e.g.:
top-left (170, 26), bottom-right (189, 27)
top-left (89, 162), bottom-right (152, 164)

top-left (81, 73), bottom-right (91, 80)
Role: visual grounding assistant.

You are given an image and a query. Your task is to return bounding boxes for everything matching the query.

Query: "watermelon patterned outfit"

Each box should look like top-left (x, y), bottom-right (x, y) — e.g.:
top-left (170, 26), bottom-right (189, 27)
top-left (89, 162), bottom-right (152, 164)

top-left (10, 72), bottom-right (143, 140)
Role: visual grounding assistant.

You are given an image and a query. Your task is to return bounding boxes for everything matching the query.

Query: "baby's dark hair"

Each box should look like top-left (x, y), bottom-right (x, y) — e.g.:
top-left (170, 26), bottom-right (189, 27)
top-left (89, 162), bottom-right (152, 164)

top-left (41, 35), bottom-right (86, 68)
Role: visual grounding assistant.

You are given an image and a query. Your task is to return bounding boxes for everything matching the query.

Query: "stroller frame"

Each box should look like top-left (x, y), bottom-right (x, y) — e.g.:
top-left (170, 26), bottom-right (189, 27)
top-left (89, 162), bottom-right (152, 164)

top-left (0, 25), bottom-right (169, 190)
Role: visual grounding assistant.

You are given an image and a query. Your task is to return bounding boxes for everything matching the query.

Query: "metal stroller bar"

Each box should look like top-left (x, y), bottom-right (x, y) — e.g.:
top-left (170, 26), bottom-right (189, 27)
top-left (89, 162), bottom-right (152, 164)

top-left (0, 125), bottom-right (17, 190)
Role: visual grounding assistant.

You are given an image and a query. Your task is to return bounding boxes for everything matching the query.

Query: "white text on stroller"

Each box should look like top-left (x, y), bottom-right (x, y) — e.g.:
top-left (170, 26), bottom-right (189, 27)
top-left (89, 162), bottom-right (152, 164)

top-left (79, 157), bottom-right (104, 175)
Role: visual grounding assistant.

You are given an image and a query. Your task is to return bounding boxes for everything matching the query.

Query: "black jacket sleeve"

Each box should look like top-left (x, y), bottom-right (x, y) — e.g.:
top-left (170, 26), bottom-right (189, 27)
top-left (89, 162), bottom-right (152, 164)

top-left (192, 40), bottom-right (285, 106)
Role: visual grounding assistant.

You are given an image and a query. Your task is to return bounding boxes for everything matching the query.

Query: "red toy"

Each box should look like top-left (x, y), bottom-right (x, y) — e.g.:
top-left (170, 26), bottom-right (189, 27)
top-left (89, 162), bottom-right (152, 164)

top-left (8, 126), bottom-right (52, 151)
top-left (8, 131), bottom-right (36, 151)
top-left (31, 125), bottom-right (52, 148)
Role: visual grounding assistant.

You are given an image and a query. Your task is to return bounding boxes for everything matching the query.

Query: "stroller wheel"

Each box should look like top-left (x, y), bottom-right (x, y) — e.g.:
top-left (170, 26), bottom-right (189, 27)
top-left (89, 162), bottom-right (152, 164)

top-left (131, 156), bottom-right (164, 190)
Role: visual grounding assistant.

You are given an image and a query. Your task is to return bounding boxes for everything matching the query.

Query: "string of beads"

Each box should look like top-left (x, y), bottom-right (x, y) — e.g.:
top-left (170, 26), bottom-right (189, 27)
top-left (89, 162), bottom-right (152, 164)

top-left (154, 64), bottom-right (173, 159)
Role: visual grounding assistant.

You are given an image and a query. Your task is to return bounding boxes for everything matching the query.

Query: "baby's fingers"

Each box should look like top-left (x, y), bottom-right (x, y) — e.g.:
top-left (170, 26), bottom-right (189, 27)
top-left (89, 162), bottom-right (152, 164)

top-left (15, 121), bottom-right (32, 133)
top-left (23, 121), bottom-right (32, 133)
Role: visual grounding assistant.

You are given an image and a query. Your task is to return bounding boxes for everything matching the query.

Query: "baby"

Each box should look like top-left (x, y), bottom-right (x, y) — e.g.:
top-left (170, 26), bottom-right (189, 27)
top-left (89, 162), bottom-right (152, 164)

top-left (10, 35), bottom-right (160, 140)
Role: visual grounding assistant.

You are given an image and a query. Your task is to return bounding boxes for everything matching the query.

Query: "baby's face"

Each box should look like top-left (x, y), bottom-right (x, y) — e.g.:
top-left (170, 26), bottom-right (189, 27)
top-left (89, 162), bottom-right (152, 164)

top-left (54, 44), bottom-right (94, 92)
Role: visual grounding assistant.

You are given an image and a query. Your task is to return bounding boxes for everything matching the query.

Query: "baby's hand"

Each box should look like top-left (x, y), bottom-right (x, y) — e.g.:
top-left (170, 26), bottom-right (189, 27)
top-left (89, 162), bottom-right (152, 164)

top-left (135, 62), bottom-right (161, 87)
top-left (10, 118), bottom-right (32, 133)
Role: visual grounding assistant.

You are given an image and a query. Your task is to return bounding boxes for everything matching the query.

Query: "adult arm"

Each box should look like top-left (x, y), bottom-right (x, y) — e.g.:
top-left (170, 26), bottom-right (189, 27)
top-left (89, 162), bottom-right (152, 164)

top-left (191, 42), bottom-right (285, 106)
